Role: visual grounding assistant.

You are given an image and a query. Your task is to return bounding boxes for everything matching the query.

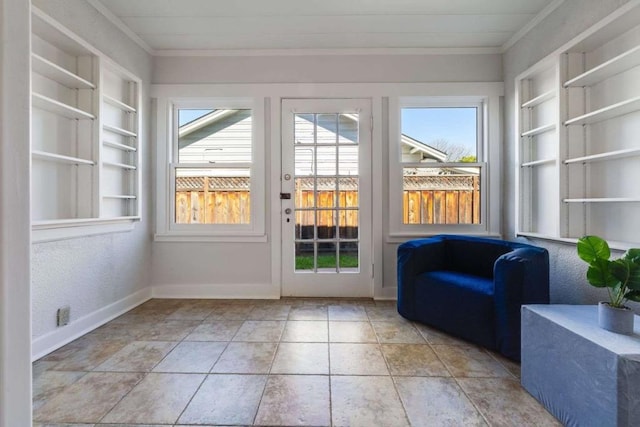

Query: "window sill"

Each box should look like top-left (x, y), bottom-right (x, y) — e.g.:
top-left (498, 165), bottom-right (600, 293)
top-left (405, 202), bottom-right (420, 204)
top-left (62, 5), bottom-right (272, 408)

top-left (516, 232), bottom-right (635, 251)
top-left (386, 231), bottom-right (501, 244)
top-left (32, 217), bottom-right (140, 243)
top-left (154, 233), bottom-right (268, 243)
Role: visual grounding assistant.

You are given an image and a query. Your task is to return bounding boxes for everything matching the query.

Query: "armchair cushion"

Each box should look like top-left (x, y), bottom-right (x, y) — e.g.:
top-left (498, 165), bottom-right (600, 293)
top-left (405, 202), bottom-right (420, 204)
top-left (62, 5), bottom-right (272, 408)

top-left (397, 234), bottom-right (549, 360)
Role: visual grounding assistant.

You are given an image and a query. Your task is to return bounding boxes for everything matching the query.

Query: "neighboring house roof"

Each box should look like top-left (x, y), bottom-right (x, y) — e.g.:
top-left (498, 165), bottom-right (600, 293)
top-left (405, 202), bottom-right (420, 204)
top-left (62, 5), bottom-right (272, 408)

top-left (401, 134), bottom-right (447, 163)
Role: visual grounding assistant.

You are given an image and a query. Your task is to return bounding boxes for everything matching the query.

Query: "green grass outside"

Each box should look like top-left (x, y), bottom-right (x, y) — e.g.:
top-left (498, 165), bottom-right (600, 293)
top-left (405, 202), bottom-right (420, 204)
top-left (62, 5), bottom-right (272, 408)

top-left (296, 254), bottom-right (359, 270)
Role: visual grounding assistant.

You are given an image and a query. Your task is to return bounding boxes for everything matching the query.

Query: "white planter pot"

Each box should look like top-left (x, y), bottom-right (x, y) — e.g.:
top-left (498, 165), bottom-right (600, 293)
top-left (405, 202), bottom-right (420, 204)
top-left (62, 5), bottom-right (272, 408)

top-left (598, 302), bottom-right (635, 335)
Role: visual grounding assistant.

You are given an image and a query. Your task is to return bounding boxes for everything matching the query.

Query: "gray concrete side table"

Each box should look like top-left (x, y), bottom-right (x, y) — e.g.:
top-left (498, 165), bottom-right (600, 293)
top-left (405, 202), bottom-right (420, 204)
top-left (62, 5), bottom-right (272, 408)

top-left (521, 305), bottom-right (640, 427)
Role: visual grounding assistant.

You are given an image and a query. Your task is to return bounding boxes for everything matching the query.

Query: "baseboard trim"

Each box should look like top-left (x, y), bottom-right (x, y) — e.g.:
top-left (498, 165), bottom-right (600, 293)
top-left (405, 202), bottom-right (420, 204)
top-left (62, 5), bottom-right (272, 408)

top-left (152, 283), bottom-right (280, 299)
top-left (31, 287), bottom-right (152, 361)
top-left (375, 286), bottom-right (398, 300)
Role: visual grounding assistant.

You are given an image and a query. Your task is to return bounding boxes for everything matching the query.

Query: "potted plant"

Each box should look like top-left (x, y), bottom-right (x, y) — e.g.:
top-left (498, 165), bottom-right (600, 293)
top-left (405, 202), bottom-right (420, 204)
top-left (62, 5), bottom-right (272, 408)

top-left (577, 235), bottom-right (640, 334)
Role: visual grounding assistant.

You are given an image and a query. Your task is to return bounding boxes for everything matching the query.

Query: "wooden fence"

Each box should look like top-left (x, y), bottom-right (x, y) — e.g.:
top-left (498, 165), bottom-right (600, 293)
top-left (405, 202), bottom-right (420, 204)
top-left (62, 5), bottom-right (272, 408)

top-left (175, 175), bottom-right (479, 225)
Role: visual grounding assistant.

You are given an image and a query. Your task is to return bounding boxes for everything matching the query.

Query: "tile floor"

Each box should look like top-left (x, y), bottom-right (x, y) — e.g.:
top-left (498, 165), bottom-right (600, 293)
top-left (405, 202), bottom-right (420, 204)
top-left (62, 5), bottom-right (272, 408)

top-left (33, 298), bottom-right (560, 427)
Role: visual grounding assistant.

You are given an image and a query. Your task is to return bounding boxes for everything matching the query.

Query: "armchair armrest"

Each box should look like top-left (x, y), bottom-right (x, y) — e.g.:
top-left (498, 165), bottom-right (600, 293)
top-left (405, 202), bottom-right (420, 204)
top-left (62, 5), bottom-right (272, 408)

top-left (493, 247), bottom-right (550, 359)
top-left (397, 237), bottom-right (446, 319)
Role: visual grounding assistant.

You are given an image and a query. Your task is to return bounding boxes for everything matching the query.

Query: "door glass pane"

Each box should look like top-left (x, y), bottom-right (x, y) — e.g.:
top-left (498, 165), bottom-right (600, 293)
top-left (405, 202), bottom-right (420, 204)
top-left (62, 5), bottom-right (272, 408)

top-left (295, 178), bottom-right (315, 208)
top-left (294, 114), bottom-right (315, 144)
top-left (316, 146), bottom-right (337, 175)
top-left (338, 114), bottom-right (358, 144)
top-left (317, 114), bottom-right (338, 144)
top-left (316, 178), bottom-right (336, 208)
top-left (338, 145), bottom-right (358, 175)
top-left (339, 210), bottom-right (358, 239)
top-left (318, 242), bottom-right (338, 272)
top-left (316, 210), bottom-right (336, 239)
top-left (338, 178), bottom-right (358, 207)
top-left (295, 241), bottom-right (315, 271)
top-left (295, 146), bottom-right (315, 176)
top-left (339, 242), bottom-right (359, 270)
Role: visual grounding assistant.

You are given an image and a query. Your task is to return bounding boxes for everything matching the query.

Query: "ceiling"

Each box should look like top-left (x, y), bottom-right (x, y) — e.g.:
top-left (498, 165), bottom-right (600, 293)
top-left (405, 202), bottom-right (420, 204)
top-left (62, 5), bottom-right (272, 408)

top-left (92, 0), bottom-right (562, 54)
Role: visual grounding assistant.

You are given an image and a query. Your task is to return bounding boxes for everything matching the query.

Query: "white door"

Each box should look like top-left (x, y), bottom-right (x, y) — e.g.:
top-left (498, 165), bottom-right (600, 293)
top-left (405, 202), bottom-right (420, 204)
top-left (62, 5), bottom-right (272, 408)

top-left (281, 99), bottom-right (372, 297)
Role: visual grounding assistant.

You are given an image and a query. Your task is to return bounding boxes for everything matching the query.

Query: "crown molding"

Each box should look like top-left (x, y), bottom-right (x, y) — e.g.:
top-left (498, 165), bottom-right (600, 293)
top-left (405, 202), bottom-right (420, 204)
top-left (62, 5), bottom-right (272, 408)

top-left (153, 47), bottom-right (502, 57)
top-left (501, 0), bottom-right (565, 52)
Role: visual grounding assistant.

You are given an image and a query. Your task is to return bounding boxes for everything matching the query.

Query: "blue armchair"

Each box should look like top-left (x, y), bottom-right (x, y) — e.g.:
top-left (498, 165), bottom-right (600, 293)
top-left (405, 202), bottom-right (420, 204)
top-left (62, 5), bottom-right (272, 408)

top-left (397, 235), bottom-right (549, 361)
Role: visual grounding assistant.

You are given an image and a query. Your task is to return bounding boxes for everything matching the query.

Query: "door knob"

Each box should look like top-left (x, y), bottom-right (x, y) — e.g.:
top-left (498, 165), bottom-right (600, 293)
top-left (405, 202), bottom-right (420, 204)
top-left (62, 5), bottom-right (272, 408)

top-left (284, 208), bottom-right (292, 214)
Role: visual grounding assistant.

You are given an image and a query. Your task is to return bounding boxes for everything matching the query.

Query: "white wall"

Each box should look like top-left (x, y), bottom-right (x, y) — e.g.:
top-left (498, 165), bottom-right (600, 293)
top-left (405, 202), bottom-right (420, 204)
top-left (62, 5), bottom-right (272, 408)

top-left (1, 0), bottom-right (32, 424)
top-left (30, 0), bottom-right (154, 357)
top-left (503, 0), bottom-right (640, 311)
top-left (151, 53), bottom-right (502, 298)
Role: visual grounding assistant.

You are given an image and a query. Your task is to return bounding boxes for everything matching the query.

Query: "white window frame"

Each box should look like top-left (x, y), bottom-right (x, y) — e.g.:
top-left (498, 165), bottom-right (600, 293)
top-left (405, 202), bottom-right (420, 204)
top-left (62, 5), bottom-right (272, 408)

top-left (388, 96), bottom-right (499, 238)
top-left (155, 96), bottom-right (266, 242)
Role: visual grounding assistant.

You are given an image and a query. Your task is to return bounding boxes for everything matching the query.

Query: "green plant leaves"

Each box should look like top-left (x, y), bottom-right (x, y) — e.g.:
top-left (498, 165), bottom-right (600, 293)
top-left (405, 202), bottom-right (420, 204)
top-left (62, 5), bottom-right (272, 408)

top-left (586, 260), bottom-right (616, 288)
top-left (625, 290), bottom-right (640, 302)
top-left (577, 236), bottom-right (610, 263)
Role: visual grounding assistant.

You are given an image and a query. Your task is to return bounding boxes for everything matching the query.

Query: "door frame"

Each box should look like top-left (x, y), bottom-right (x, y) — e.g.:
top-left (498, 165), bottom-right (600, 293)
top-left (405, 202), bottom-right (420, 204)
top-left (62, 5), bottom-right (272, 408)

top-left (280, 98), bottom-right (374, 297)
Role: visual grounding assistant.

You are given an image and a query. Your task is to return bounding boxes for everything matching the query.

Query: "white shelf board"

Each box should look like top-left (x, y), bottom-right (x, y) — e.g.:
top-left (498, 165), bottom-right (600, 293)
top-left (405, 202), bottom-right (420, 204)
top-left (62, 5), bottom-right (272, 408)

top-left (564, 96), bottom-right (640, 126)
top-left (564, 198), bottom-right (640, 203)
top-left (521, 90), bottom-right (556, 108)
top-left (103, 140), bottom-right (137, 152)
top-left (32, 92), bottom-right (95, 120)
top-left (103, 124), bottom-right (137, 138)
top-left (103, 94), bottom-right (136, 113)
top-left (103, 194), bottom-right (137, 199)
top-left (564, 45), bottom-right (640, 87)
top-left (103, 161), bottom-right (136, 170)
top-left (32, 53), bottom-right (95, 90)
top-left (32, 149), bottom-right (94, 165)
top-left (521, 123), bottom-right (556, 137)
top-left (564, 148), bottom-right (640, 164)
top-left (521, 158), bottom-right (556, 167)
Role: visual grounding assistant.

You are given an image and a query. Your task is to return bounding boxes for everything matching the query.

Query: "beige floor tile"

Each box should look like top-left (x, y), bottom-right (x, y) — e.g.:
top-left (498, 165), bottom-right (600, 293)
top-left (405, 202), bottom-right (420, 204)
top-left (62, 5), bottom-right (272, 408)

top-left (488, 351), bottom-right (522, 378)
top-left (32, 370), bottom-right (86, 411)
top-left (414, 322), bottom-right (477, 347)
top-left (371, 321), bottom-right (425, 344)
top-left (329, 321), bottom-right (377, 343)
top-left (102, 373), bottom-right (205, 424)
top-left (136, 320), bottom-right (200, 341)
top-left (43, 337), bottom-right (130, 371)
top-left (329, 343), bottom-right (388, 375)
top-left (33, 372), bottom-right (143, 423)
top-left (331, 376), bottom-right (409, 427)
top-left (365, 305), bottom-right (403, 321)
top-left (128, 299), bottom-right (183, 316)
top-left (458, 378), bottom-right (561, 427)
top-left (185, 320), bottom-right (243, 341)
top-left (179, 374), bottom-right (267, 425)
top-left (255, 375), bottom-right (330, 426)
top-left (432, 345), bottom-right (512, 378)
top-left (211, 342), bottom-right (277, 373)
top-left (32, 360), bottom-right (60, 379)
top-left (33, 424), bottom-right (96, 427)
top-left (248, 304), bottom-right (291, 320)
top-left (282, 320), bottom-right (328, 342)
top-left (99, 424), bottom-right (169, 427)
top-left (381, 344), bottom-right (450, 377)
top-left (86, 322), bottom-right (147, 340)
top-left (166, 305), bottom-right (215, 320)
top-left (207, 304), bottom-right (255, 320)
top-left (94, 341), bottom-right (177, 372)
top-left (271, 343), bottom-right (329, 374)
top-left (395, 377), bottom-right (487, 427)
top-left (232, 320), bottom-right (285, 342)
top-left (328, 304), bottom-right (368, 321)
top-left (152, 341), bottom-right (227, 373)
top-left (288, 304), bottom-right (328, 320)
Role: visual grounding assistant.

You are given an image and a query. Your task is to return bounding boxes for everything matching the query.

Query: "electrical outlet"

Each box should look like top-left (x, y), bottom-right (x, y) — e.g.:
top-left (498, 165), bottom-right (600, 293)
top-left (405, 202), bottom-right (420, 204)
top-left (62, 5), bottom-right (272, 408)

top-left (57, 306), bottom-right (70, 327)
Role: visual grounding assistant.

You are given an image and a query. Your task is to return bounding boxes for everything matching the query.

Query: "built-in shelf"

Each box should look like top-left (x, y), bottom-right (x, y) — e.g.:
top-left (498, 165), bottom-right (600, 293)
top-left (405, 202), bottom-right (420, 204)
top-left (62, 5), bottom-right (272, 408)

top-left (564, 147), bottom-right (640, 164)
top-left (103, 140), bottom-right (136, 151)
top-left (32, 149), bottom-right (94, 165)
top-left (103, 161), bottom-right (136, 170)
top-left (33, 216), bottom-right (140, 227)
top-left (103, 124), bottom-right (137, 137)
top-left (564, 45), bottom-right (640, 87)
top-left (564, 96), bottom-right (640, 126)
top-left (521, 90), bottom-right (556, 108)
top-left (32, 92), bottom-right (95, 120)
top-left (103, 194), bottom-right (137, 199)
top-left (32, 53), bottom-right (95, 90)
top-left (521, 123), bottom-right (556, 137)
top-left (564, 198), bottom-right (640, 203)
top-left (521, 158), bottom-right (556, 167)
top-left (103, 94), bottom-right (136, 113)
